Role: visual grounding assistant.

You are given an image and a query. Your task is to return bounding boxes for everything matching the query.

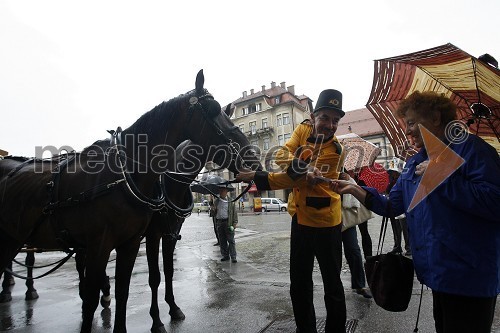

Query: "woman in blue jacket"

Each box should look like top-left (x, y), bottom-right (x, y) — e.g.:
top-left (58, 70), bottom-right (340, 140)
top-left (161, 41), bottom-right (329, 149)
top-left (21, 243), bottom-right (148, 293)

top-left (330, 91), bottom-right (500, 333)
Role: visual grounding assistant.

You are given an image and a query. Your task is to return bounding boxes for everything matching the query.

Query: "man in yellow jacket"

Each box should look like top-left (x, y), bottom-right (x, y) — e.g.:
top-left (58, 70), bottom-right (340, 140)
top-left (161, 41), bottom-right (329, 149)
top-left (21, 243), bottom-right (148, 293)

top-left (237, 89), bottom-right (346, 333)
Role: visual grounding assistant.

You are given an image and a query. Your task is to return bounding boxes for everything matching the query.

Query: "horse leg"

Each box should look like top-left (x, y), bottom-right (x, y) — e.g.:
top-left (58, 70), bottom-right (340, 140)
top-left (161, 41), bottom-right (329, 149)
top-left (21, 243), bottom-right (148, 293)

top-left (100, 274), bottom-right (111, 309)
top-left (80, 251), bottom-right (110, 333)
top-left (24, 252), bottom-right (39, 300)
top-left (162, 236), bottom-right (185, 320)
top-left (76, 250), bottom-right (112, 310)
top-left (75, 250), bottom-right (86, 303)
top-left (113, 238), bottom-right (141, 333)
top-left (0, 261), bottom-right (13, 303)
top-left (146, 232), bottom-right (166, 333)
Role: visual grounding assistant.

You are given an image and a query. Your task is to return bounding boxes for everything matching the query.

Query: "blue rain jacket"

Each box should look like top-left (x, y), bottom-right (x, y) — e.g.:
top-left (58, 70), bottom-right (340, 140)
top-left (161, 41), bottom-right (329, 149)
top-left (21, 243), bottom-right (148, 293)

top-left (366, 135), bottom-right (500, 297)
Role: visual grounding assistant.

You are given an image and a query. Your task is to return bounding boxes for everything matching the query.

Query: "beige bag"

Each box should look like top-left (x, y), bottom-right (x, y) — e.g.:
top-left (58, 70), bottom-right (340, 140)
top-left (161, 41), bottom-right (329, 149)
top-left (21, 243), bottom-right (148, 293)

top-left (357, 204), bottom-right (374, 222)
top-left (341, 207), bottom-right (361, 232)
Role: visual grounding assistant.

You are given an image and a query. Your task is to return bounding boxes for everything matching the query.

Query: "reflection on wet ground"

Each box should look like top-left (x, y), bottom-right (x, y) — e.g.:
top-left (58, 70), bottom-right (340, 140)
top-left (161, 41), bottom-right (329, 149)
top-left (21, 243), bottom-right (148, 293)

top-left (1, 212), bottom-right (499, 332)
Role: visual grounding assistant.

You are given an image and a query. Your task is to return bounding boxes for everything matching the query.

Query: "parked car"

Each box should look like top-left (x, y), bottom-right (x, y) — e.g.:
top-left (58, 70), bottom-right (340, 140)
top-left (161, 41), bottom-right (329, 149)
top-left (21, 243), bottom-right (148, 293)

top-left (260, 198), bottom-right (288, 212)
top-left (193, 201), bottom-right (210, 213)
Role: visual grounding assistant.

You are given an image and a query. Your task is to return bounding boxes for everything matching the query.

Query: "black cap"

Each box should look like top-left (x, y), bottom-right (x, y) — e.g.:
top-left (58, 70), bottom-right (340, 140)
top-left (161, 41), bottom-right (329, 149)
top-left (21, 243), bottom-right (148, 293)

top-left (313, 89), bottom-right (345, 117)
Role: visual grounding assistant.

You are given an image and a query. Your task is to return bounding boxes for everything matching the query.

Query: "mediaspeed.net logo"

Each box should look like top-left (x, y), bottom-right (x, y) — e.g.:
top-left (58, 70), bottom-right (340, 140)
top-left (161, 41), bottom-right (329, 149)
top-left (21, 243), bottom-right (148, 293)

top-left (407, 121), bottom-right (467, 211)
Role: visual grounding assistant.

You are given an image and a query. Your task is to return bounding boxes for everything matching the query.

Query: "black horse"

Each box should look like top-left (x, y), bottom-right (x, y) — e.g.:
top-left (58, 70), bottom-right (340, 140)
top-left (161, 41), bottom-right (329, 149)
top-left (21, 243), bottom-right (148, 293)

top-left (145, 123), bottom-right (244, 332)
top-left (0, 70), bottom-right (261, 333)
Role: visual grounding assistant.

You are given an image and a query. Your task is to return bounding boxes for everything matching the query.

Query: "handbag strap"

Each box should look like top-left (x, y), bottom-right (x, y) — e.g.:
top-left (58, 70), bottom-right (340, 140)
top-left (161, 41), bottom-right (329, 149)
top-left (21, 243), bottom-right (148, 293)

top-left (376, 200), bottom-right (397, 255)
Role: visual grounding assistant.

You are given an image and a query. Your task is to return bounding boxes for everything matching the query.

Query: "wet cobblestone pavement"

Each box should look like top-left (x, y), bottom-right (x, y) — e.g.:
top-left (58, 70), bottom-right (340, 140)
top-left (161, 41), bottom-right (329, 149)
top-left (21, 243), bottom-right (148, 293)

top-left (1, 210), bottom-right (499, 332)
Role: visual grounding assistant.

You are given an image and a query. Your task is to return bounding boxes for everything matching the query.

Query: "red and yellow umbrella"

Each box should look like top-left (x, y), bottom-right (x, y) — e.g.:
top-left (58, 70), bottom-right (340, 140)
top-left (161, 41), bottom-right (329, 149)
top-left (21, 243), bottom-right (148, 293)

top-left (366, 43), bottom-right (500, 160)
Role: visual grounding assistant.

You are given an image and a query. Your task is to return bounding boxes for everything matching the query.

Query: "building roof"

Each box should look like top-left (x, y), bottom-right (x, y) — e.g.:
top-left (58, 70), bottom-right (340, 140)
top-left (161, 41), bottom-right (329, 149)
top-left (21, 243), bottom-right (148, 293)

top-left (337, 107), bottom-right (384, 137)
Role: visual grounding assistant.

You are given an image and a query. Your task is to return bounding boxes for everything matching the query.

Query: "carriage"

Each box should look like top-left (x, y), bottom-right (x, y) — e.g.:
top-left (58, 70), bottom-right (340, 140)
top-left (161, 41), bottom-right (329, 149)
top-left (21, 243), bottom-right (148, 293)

top-left (0, 70), bottom-right (262, 333)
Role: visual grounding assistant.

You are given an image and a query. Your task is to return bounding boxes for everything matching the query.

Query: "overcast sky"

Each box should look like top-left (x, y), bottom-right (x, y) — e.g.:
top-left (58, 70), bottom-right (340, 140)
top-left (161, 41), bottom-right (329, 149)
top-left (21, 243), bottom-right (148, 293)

top-left (1, 0), bottom-right (499, 156)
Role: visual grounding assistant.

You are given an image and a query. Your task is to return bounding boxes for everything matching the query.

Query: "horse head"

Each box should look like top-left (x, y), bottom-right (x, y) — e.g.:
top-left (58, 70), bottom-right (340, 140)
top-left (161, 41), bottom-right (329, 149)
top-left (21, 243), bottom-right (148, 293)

top-left (180, 70), bottom-right (263, 174)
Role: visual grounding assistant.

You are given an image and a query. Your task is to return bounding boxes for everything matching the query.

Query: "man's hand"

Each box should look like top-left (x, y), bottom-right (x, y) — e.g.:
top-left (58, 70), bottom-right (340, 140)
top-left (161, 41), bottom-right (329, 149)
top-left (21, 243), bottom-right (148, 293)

top-left (306, 167), bottom-right (324, 185)
top-left (235, 168), bottom-right (256, 182)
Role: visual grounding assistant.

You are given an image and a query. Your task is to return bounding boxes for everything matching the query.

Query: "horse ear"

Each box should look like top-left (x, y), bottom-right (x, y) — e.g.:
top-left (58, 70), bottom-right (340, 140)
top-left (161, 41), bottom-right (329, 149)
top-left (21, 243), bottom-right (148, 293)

top-left (195, 69), bottom-right (204, 95)
top-left (224, 104), bottom-right (234, 118)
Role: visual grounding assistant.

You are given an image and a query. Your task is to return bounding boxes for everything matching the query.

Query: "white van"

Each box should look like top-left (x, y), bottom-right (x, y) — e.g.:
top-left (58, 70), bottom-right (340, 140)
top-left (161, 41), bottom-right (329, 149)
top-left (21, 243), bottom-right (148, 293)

top-left (260, 198), bottom-right (288, 212)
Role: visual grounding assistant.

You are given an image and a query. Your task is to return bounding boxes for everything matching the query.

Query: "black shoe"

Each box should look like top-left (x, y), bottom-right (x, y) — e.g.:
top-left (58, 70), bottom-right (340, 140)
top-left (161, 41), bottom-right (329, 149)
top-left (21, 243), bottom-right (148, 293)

top-left (221, 257), bottom-right (229, 261)
top-left (231, 258), bottom-right (237, 263)
top-left (213, 242), bottom-right (220, 246)
top-left (355, 288), bottom-right (373, 299)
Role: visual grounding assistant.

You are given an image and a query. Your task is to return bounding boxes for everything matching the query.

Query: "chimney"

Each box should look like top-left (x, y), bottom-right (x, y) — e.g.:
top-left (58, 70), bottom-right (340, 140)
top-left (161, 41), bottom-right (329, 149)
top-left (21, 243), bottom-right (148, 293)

top-left (287, 85), bottom-right (295, 95)
top-left (250, 89), bottom-right (254, 95)
top-left (280, 82), bottom-right (286, 89)
top-left (243, 91), bottom-right (247, 98)
top-left (261, 85), bottom-right (266, 92)
top-left (271, 81), bottom-right (276, 88)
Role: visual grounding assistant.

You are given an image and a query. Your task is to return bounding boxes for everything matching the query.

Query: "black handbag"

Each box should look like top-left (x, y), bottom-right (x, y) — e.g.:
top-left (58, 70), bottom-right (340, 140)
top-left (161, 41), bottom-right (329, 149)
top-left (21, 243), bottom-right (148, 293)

top-left (364, 205), bottom-right (414, 312)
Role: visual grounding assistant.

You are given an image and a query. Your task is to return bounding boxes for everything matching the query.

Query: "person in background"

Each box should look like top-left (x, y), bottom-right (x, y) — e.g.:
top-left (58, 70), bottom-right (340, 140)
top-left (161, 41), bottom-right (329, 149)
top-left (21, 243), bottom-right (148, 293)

top-left (339, 173), bottom-right (372, 299)
top-left (386, 168), bottom-right (411, 256)
top-left (237, 89), bottom-right (347, 333)
top-left (349, 171), bottom-right (373, 258)
top-left (213, 183), bottom-right (238, 263)
top-left (208, 198), bottom-right (220, 246)
top-left (329, 91), bottom-right (500, 333)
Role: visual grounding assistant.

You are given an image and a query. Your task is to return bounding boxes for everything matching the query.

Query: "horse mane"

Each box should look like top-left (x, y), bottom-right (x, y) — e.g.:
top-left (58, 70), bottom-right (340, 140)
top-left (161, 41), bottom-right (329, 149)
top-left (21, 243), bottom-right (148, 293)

top-left (3, 156), bottom-right (31, 162)
top-left (124, 91), bottom-right (194, 136)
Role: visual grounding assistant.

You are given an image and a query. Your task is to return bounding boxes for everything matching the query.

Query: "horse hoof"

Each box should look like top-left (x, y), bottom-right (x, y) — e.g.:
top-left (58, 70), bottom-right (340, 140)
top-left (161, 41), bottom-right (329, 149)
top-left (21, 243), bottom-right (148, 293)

top-left (150, 324), bottom-right (167, 333)
top-left (0, 292), bottom-right (12, 303)
top-left (25, 290), bottom-right (39, 300)
top-left (169, 308), bottom-right (185, 320)
top-left (100, 295), bottom-right (111, 308)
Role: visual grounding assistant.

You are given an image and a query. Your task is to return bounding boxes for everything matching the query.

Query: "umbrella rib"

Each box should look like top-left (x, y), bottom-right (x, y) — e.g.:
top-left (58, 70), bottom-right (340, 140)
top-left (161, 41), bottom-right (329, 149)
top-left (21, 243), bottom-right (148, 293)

top-left (485, 117), bottom-right (500, 142)
top-left (416, 65), bottom-right (471, 108)
top-left (471, 58), bottom-right (483, 105)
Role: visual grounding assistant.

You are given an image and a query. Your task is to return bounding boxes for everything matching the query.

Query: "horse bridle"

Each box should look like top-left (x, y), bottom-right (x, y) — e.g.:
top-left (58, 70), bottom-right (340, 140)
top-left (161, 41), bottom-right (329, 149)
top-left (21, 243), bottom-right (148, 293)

top-left (164, 93), bottom-right (257, 203)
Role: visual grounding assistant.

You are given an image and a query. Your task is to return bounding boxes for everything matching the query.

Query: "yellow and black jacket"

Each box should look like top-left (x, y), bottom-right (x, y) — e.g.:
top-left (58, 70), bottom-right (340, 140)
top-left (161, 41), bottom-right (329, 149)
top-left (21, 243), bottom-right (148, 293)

top-left (254, 121), bottom-right (345, 228)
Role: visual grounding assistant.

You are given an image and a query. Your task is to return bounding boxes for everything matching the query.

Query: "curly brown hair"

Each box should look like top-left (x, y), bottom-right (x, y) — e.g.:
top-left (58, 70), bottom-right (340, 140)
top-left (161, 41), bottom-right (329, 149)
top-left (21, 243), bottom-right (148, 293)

top-left (396, 91), bottom-right (457, 125)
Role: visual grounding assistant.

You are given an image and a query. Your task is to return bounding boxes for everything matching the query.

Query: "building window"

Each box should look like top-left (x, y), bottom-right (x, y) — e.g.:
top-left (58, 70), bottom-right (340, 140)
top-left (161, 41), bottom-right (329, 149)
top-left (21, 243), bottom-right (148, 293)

top-left (250, 139), bottom-right (258, 148)
top-left (242, 107), bottom-right (248, 115)
top-left (239, 124), bottom-right (244, 132)
top-left (263, 138), bottom-right (270, 150)
top-left (256, 103), bottom-right (261, 112)
top-left (283, 113), bottom-right (290, 125)
top-left (249, 121), bottom-right (256, 134)
top-left (284, 133), bottom-right (291, 142)
top-left (277, 115), bottom-right (282, 126)
top-left (262, 118), bottom-right (268, 128)
top-left (275, 96), bottom-right (281, 104)
top-left (278, 135), bottom-right (284, 147)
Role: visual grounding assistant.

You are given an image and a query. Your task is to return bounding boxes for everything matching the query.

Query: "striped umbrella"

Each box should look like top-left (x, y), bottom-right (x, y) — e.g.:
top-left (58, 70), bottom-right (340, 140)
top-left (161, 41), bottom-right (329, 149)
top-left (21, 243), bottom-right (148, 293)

top-left (366, 43), bottom-right (500, 160)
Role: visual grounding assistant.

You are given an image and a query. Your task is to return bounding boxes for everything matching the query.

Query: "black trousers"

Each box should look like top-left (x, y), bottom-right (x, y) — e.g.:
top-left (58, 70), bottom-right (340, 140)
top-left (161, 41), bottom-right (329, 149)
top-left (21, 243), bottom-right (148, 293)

top-left (432, 291), bottom-right (497, 333)
top-left (290, 215), bottom-right (346, 333)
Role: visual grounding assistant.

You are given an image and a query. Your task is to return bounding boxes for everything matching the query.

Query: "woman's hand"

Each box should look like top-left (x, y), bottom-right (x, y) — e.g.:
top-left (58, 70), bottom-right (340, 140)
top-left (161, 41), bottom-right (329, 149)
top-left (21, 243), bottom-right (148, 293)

top-left (415, 160), bottom-right (429, 176)
top-left (329, 179), bottom-right (356, 194)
